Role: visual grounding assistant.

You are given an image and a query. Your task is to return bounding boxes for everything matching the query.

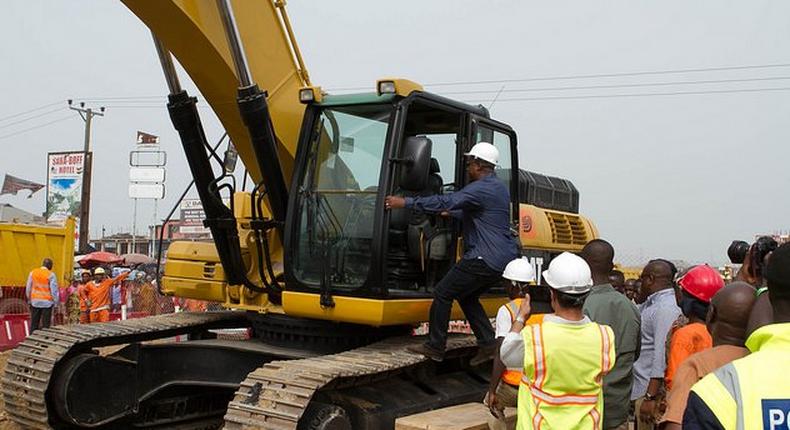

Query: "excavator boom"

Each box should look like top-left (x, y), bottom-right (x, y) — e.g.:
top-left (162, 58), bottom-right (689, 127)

top-left (122, 0), bottom-right (309, 183)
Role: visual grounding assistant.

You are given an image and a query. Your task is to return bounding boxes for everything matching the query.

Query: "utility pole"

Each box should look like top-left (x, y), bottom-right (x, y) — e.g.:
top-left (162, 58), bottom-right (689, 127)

top-left (68, 100), bottom-right (105, 252)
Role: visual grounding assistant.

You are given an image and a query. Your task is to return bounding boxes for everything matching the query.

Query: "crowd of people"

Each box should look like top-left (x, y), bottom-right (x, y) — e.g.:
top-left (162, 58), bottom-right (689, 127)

top-left (480, 236), bottom-right (784, 430)
top-left (385, 141), bottom-right (787, 429)
top-left (25, 261), bottom-right (177, 331)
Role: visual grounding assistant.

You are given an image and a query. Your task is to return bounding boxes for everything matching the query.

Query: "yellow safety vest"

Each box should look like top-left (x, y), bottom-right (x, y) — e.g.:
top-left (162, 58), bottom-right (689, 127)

top-left (691, 323), bottom-right (790, 430)
top-left (502, 299), bottom-right (545, 386)
top-left (516, 318), bottom-right (615, 430)
top-left (29, 267), bottom-right (53, 302)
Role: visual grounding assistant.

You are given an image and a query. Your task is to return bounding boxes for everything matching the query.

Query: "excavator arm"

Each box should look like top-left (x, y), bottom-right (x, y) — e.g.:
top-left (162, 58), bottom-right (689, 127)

top-left (122, 0), bottom-right (309, 183)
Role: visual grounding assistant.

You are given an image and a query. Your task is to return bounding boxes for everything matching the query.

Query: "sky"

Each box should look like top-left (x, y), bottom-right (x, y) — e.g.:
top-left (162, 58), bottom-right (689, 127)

top-left (1, 1), bottom-right (789, 265)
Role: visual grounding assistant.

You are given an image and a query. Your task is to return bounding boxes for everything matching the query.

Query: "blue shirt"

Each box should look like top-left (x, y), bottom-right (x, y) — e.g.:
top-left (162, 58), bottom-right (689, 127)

top-left (631, 288), bottom-right (682, 400)
top-left (404, 173), bottom-right (518, 272)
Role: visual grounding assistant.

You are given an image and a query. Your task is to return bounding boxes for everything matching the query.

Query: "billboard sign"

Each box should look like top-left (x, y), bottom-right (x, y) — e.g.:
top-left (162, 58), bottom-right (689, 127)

top-left (180, 199), bottom-right (205, 225)
top-left (46, 151), bottom-right (90, 223)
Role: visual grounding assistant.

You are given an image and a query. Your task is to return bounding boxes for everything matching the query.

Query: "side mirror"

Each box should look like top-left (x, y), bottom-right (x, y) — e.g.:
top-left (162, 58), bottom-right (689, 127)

top-left (394, 136), bottom-right (432, 191)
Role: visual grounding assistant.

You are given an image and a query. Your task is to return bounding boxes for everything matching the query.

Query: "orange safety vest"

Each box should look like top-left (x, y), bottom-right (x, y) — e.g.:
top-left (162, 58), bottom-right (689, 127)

top-left (502, 299), bottom-right (545, 386)
top-left (29, 267), bottom-right (54, 302)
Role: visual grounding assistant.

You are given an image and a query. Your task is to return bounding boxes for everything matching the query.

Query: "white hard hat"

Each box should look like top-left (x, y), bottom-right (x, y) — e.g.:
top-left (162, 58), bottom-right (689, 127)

top-left (542, 252), bottom-right (593, 294)
top-left (502, 257), bottom-right (536, 283)
top-left (464, 142), bottom-right (499, 165)
top-left (93, 267), bottom-right (106, 275)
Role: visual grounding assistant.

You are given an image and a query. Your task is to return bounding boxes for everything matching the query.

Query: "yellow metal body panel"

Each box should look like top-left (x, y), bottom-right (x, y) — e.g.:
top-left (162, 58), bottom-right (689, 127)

top-left (0, 218), bottom-right (75, 287)
top-left (282, 291), bottom-right (507, 327)
top-left (518, 204), bottom-right (598, 253)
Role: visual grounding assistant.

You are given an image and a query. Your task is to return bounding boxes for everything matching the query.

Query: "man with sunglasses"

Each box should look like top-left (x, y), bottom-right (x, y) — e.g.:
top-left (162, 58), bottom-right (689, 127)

top-left (385, 142), bottom-right (518, 363)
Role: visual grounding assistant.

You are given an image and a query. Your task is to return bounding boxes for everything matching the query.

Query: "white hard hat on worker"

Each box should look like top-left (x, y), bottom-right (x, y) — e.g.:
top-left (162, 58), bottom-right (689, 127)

top-left (503, 257), bottom-right (536, 284)
top-left (542, 252), bottom-right (593, 294)
top-left (464, 142), bottom-right (499, 166)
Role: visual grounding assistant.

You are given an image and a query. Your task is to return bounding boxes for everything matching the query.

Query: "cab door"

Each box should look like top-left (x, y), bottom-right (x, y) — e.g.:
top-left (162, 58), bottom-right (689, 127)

top-left (467, 116), bottom-right (520, 228)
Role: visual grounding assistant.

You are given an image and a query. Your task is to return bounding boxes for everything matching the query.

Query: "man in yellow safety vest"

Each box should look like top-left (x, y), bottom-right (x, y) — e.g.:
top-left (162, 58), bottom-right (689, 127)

top-left (501, 252), bottom-right (615, 430)
top-left (684, 242), bottom-right (790, 429)
top-left (25, 258), bottom-right (59, 332)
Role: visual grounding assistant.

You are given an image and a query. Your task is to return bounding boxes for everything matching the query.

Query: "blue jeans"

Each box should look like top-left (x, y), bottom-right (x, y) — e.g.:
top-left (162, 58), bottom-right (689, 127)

top-left (427, 258), bottom-right (499, 350)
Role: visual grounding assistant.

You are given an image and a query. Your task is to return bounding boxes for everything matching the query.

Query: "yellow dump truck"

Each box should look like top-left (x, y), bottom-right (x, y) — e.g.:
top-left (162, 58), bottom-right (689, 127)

top-left (0, 218), bottom-right (75, 314)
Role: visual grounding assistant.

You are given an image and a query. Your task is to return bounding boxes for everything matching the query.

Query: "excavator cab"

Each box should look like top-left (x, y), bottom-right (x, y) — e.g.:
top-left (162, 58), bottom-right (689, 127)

top-left (285, 83), bottom-right (520, 307)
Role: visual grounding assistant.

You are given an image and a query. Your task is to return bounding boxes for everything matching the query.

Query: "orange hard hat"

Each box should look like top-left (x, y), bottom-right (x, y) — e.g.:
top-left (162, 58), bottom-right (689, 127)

top-left (677, 265), bottom-right (725, 303)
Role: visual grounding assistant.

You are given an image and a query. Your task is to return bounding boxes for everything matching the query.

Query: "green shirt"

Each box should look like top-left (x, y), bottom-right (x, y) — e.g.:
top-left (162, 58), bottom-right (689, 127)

top-left (583, 283), bottom-right (642, 429)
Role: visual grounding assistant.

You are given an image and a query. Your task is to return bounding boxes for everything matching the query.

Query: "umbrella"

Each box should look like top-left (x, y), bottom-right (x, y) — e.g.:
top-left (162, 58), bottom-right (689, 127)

top-left (122, 253), bottom-right (155, 266)
top-left (78, 251), bottom-right (123, 268)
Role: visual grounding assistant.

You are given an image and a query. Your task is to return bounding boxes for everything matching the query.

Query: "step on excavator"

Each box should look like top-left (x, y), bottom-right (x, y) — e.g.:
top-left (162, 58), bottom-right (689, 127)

top-left (2, 1), bottom-right (598, 429)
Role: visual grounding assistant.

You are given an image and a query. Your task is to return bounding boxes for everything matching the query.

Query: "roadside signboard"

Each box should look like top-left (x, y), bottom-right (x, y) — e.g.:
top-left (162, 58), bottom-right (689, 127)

top-left (46, 151), bottom-right (91, 224)
top-left (129, 167), bottom-right (166, 183)
top-left (128, 183), bottom-right (165, 199)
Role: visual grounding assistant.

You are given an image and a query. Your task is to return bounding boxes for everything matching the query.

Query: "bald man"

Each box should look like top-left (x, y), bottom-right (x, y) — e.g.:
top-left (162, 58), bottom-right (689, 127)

top-left (659, 282), bottom-right (756, 429)
top-left (632, 259), bottom-right (682, 429)
top-left (582, 239), bottom-right (641, 430)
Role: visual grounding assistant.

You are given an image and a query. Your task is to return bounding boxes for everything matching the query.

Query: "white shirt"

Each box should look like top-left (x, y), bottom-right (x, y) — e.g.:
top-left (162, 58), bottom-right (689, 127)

top-left (500, 314), bottom-right (592, 369)
top-left (495, 305), bottom-right (513, 338)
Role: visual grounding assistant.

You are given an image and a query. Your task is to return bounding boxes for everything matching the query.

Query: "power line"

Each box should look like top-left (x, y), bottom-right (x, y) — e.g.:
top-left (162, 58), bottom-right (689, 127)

top-left (0, 107), bottom-right (67, 131)
top-left (0, 101), bottom-right (62, 123)
top-left (0, 115), bottom-right (73, 141)
top-left (459, 86), bottom-right (790, 103)
top-left (99, 105), bottom-right (214, 109)
top-left (327, 62), bottom-right (790, 91)
top-left (439, 76), bottom-right (790, 95)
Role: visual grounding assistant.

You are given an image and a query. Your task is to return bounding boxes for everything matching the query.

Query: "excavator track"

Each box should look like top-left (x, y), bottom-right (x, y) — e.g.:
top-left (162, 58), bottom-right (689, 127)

top-left (2, 311), bottom-right (248, 429)
top-left (224, 335), bottom-right (478, 430)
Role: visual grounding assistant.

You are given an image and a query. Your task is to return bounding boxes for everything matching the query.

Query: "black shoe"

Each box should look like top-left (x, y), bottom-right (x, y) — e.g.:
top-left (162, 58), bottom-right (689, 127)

top-left (469, 343), bottom-right (497, 366)
top-left (407, 343), bottom-right (445, 362)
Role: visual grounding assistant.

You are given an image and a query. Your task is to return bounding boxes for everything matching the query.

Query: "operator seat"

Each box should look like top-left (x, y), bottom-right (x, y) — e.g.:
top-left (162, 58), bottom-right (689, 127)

top-left (388, 151), bottom-right (450, 286)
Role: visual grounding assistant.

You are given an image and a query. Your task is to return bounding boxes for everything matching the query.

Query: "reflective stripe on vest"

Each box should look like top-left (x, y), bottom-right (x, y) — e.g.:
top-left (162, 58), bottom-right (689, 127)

top-left (521, 375), bottom-right (598, 405)
top-left (711, 362), bottom-right (746, 430)
top-left (30, 268), bottom-right (53, 302)
top-left (504, 299), bottom-right (522, 321)
top-left (589, 408), bottom-right (601, 430)
top-left (598, 324), bottom-right (612, 381)
top-left (502, 299), bottom-right (524, 386)
top-left (531, 324), bottom-right (546, 388)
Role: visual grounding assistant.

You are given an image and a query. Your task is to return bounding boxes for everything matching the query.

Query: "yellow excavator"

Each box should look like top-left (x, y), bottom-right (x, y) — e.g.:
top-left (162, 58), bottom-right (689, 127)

top-left (2, 1), bottom-right (597, 429)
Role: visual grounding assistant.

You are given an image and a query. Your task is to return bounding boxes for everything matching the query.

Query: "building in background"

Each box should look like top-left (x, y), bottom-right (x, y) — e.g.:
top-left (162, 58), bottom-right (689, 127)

top-left (90, 232), bottom-right (150, 255)
top-left (0, 204), bottom-right (45, 224)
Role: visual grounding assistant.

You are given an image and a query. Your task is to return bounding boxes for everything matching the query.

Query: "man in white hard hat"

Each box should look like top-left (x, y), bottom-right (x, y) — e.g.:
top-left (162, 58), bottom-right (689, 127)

top-left (385, 142), bottom-right (519, 362)
top-left (500, 252), bottom-right (615, 430)
top-left (485, 257), bottom-right (542, 430)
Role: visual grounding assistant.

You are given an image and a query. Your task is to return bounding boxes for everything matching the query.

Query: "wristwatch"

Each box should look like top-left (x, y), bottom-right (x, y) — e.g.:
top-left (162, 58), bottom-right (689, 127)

top-left (644, 392), bottom-right (657, 401)
top-left (515, 315), bottom-right (526, 324)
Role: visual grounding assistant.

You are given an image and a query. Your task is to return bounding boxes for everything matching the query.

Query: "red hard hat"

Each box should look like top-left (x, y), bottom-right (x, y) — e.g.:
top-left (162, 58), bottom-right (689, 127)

top-left (677, 265), bottom-right (725, 303)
